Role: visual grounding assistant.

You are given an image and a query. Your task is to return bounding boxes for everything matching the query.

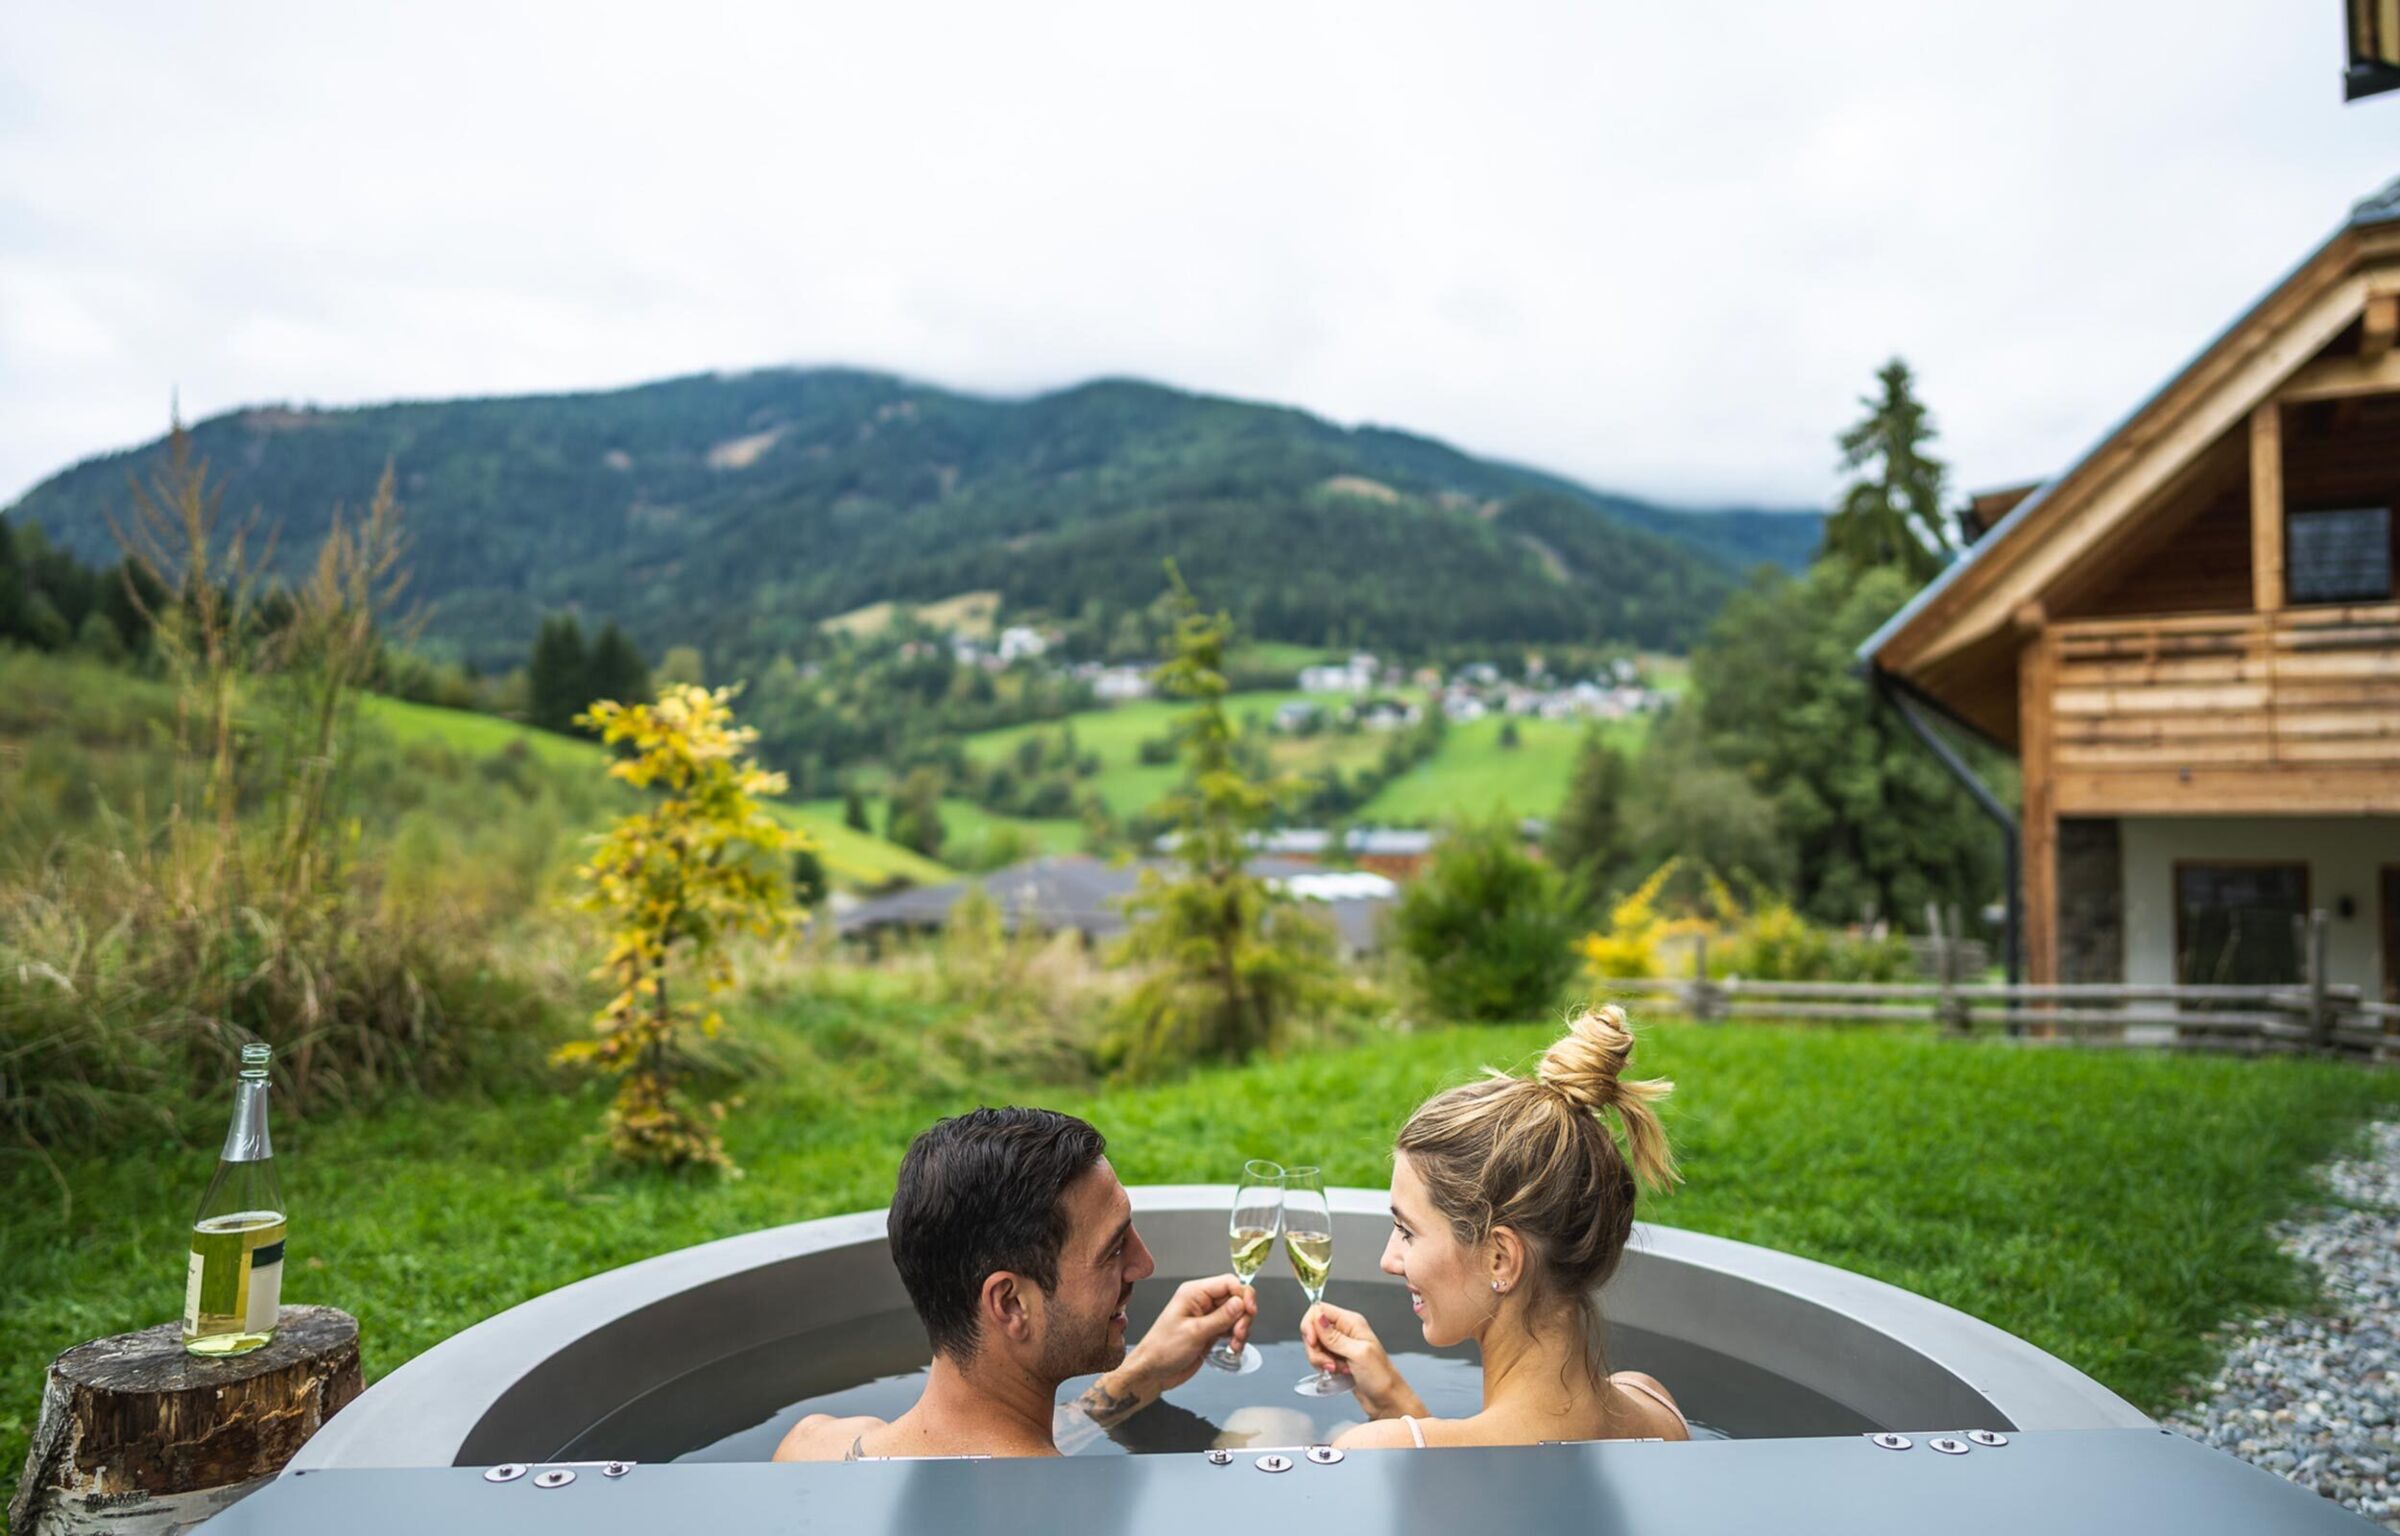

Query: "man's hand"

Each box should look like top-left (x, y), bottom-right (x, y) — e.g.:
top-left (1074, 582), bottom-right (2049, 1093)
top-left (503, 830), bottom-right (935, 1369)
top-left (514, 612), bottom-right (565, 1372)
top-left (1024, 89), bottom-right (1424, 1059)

top-left (1056, 1275), bottom-right (1257, 1453)
top-left (1119, 1274), bottom-right (1257, 1400)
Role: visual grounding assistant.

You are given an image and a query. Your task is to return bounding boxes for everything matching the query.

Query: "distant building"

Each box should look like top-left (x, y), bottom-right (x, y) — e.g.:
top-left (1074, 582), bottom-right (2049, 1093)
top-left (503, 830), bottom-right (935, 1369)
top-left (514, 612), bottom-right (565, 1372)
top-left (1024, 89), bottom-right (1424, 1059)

top-left (1156, 826), bottom-right (1440, 882)
top-left (1354, 697), bottom-right (1421, 732)
top-left (837, 854), bottom-right (1398, 956)
top-left (1090, 665), bottom-right (1154, 702)
top-left (998, 626), bottom-right (1049, 663)
top-left (1273, 700), bottom-right (1323, 734)
top-left (1300, 653), bottom-right (1378, 694)
top-left (1441, 692), bottom-right (1488, 722)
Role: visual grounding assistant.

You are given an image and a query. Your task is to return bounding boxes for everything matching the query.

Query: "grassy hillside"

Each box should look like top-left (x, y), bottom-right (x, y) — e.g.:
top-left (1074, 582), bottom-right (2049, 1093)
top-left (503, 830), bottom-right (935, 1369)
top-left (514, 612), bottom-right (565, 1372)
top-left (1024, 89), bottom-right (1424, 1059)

top-left (361, 696), bottom-right (953, 890)
top-left (8, 372), bottom-right (1819, 672)
top-left (961, 690), bottom-right (1397, 819)
top-left (1360, 714), bottom-right (1643, 824)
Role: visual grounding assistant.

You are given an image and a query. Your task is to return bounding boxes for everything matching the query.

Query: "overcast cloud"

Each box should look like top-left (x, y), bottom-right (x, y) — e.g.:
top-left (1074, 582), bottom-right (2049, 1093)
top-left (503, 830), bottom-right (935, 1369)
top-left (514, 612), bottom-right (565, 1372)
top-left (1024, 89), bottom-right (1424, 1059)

top-left (0, 2), bottom-right (2391, 513)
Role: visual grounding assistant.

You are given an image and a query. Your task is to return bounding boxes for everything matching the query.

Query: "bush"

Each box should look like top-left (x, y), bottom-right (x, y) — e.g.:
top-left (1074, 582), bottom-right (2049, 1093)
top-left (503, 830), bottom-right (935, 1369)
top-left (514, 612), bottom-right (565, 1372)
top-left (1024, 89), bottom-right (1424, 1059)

top-left (1392, 820), bottom-right (1579, 1022)
top-left (1713, 894), bottom-right (1915, 982)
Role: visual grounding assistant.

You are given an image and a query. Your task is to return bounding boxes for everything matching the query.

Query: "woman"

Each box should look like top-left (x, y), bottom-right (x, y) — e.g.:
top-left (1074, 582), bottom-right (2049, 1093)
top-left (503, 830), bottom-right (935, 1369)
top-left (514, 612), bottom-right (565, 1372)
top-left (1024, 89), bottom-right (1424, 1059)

top-left (1301, 1004), bottom-right (1687, 1448)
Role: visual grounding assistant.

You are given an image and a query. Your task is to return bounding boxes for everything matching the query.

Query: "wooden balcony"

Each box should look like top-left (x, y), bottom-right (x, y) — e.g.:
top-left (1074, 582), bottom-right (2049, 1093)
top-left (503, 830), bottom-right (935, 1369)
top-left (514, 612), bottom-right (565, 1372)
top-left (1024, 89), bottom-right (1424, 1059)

top-left (2037, 604), bottom-right (2400, 815)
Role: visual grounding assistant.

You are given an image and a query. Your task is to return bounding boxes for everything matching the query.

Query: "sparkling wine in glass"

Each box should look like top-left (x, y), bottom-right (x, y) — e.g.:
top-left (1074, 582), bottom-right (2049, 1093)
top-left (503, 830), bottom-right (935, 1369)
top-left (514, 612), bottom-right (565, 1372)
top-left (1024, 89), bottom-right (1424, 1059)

top-left (1209, 1158), bottom-right (1282, 1374)
top-left (1283, 1167), bottom-right (1351, 1397)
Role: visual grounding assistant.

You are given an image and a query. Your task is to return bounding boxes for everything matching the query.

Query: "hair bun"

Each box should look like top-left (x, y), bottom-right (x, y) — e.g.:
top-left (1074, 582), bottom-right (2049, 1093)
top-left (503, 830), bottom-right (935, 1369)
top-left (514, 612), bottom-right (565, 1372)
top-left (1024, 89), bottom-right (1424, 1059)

top-left (1538, 1005), bottom-right (1679, 1191)
top-left (1537, 1005), bottom-right (1634, 1112)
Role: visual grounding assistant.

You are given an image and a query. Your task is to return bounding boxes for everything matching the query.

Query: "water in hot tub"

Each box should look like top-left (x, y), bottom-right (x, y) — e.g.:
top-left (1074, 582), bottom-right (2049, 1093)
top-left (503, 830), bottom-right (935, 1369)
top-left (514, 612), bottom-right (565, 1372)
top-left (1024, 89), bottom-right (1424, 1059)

top-left (553, 1279), bottom-right (1873, 1461)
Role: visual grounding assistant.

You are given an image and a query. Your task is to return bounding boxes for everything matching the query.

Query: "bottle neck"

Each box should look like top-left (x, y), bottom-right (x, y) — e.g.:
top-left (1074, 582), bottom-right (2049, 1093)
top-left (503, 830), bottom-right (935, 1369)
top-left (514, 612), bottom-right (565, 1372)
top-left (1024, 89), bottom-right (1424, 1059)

top-left (221, 1078), bottom-right (273, 1163)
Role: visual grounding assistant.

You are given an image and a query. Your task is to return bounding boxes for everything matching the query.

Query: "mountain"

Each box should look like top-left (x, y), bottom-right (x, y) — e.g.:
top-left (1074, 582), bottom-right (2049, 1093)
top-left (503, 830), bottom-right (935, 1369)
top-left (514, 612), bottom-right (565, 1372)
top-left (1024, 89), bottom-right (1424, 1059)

top-left (5, 370), bottom-right (1820, 672)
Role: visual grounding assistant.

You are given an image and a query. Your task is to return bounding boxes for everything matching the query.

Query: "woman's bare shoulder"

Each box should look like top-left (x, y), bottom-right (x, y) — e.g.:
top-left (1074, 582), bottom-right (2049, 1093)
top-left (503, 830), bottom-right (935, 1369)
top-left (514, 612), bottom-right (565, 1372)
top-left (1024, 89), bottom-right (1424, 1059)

top-left (1332, 1416), bottom-right (1433, 1450)
top-left (1608, 1371), bottom-right (1689, 1441)
top-left (772, 1412), bottom-right (888, 1462)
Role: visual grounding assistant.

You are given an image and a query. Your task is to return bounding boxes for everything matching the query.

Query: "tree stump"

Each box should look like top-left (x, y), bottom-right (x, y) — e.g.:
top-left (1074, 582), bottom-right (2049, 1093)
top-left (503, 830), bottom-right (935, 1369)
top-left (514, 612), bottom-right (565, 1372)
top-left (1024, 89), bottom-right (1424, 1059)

top-left (10, 1307), bottom-right (360, 1536)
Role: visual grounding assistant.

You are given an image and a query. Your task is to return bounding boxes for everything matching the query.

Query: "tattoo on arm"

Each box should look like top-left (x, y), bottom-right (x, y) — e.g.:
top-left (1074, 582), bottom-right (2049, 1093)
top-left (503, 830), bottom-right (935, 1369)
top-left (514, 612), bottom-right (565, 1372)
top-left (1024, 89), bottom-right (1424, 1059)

top-left (1075, 1379), bottom-right (1143, 1428)
top-left (1052, 1375), bottom-right (1149, 1455)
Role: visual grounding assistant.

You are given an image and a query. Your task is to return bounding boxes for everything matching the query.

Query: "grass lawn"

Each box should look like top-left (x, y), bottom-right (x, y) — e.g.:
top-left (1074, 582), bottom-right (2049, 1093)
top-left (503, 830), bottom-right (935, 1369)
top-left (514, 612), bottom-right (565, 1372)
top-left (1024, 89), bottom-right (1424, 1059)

top-left (363, 696), bottom-right (953, 890)
top-left (8, 1011), bottom-right (2395, 1495)
top-left (1360, 715), bottom-right (1642, 825)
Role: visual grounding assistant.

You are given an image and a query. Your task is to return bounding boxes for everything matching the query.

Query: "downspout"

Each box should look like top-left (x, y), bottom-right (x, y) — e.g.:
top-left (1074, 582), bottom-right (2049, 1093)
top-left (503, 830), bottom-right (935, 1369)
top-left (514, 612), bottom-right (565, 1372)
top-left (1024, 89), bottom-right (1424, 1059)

top-left (1868, 668), bottom-right (2022, 984)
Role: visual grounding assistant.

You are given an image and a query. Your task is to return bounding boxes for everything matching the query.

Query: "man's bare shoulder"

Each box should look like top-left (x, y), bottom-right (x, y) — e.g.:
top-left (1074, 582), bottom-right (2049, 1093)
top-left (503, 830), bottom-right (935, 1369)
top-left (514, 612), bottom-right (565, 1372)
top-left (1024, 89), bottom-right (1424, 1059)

top-left (772, 1412), bottom-right (889, 1462)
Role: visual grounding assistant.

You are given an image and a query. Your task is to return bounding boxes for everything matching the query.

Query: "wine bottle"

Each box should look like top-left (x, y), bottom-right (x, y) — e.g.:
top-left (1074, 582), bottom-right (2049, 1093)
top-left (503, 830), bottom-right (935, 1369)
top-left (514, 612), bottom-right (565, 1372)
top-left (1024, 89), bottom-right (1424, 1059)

top-left (183, 1043), bottom-right (288, 1357)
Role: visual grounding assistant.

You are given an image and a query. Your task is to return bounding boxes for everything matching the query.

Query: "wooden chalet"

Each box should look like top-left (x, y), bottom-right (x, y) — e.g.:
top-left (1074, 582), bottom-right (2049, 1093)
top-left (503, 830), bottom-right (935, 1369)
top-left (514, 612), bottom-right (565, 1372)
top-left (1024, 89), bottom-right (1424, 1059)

top-left (1864, 176), bottom-right (2400, 996)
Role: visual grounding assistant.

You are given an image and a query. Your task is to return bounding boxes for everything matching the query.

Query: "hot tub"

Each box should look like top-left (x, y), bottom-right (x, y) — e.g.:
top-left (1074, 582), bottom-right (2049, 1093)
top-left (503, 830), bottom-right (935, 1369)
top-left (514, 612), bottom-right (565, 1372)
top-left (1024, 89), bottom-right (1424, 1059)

top-left (291, 1185), bottom-right (2145, 1470)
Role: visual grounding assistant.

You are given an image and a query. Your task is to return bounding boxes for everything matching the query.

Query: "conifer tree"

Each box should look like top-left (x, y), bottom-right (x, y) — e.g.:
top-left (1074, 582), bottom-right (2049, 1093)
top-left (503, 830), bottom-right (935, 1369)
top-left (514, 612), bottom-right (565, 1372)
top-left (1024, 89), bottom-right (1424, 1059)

top-left (527, 614), bottom-right (590, 733)
top-left (1106, 569), bottom-right (1341, 1075)
top-left (0, 516), bottom-right (24, 645)
top-left (587, 621), bottom-right (651, 714)
top-left (1822, 358), bottom-right (1954, 583)
top-left (1547, 730), bottom-right (1632, 906)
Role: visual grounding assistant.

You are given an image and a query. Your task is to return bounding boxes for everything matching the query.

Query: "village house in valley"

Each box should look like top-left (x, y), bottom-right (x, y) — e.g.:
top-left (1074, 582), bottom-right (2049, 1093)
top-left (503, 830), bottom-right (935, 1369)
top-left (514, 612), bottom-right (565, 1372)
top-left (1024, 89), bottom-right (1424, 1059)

top-left (1865, 177), bottom-right (2400, 997)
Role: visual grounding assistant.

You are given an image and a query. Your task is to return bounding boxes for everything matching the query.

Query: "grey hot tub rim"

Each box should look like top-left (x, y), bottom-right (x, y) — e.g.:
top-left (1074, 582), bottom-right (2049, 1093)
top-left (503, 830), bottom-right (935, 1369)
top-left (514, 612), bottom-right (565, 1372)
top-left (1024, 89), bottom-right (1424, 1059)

top-left (290, 1186), bottom-right (2146, 1471)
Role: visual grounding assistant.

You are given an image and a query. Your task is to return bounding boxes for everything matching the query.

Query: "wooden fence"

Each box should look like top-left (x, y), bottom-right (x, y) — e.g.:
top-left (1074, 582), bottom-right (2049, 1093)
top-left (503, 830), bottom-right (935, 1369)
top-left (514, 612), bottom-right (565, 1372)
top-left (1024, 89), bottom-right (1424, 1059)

top-left (1606, 913), bottom-right (2400, 1065)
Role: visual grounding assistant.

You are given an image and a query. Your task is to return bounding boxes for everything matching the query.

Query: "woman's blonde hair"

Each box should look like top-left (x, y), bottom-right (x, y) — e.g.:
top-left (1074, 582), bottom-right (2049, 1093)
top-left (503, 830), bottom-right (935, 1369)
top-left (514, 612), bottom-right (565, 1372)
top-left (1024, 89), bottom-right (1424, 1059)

top-left (1393, 1004), bottom-right (1676, 1377)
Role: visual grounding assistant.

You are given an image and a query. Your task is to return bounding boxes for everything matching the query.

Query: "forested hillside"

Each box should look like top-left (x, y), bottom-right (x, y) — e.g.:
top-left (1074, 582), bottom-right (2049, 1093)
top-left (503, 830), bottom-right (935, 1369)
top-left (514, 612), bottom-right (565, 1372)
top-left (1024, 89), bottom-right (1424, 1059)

top-left (8, 371), bottom-right (1817, 672)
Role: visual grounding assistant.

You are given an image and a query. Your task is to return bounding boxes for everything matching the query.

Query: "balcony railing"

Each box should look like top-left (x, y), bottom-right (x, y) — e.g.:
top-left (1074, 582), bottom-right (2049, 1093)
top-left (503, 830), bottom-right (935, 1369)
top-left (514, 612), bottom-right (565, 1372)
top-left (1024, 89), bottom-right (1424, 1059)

top-left (2043, 603), bottom-right (2400, 811)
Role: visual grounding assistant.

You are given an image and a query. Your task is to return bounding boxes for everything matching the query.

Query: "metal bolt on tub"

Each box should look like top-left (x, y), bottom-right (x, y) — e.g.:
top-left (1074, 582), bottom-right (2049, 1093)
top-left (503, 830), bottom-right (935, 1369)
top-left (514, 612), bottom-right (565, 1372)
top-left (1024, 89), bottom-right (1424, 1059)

top-left (532, 1469), bottom-right (577, 1488)
top-left (1305, 1445), bottom-right (1344, 1465)
top-left (1928, 1438), bottom-right (1970, 1456)
top-left (1255, 1454), bottom-right (1293, 1473)
top-left (1869, 1433), bottom-right (1912, 1451)
top-left (1966, 1430), bottom-right (2008, 1448)
top-left (1206, 1450), bottom-right (1233, 1466)
top-left (482, 1465), bottom-right (528, 1483)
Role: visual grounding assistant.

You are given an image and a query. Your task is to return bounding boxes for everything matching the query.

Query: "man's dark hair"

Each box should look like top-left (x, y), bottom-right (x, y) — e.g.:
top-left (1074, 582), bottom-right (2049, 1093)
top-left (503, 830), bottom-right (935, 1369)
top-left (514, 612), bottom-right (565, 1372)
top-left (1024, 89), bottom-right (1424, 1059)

top-left (888, 1106), bottom-right (1108, 1359)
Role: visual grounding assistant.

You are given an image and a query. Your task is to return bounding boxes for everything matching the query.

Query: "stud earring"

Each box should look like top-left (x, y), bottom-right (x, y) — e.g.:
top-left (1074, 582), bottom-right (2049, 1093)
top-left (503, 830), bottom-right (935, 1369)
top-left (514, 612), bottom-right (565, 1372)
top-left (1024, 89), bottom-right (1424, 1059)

top-left (1490, 1281), bottom-right (1507, 1294)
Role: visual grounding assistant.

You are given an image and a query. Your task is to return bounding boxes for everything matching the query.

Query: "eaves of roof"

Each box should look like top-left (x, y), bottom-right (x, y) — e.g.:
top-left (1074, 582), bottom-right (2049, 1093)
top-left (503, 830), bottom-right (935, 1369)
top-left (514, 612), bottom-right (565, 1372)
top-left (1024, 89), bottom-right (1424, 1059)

top-left (1855, 177), bottom-right (2400, 674)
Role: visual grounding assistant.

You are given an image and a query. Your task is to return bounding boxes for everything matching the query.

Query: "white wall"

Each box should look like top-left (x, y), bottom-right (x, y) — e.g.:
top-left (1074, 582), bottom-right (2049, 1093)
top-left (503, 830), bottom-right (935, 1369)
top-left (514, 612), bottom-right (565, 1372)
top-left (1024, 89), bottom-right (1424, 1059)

top-left (2118, 817), bottom-right (2400, 993)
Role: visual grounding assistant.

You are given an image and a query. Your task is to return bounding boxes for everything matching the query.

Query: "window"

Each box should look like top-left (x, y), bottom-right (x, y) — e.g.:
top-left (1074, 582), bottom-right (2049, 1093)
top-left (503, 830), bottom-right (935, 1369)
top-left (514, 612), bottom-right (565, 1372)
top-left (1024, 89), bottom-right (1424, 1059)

top-left (2174, 863), bottom-right (2309, 986)
top-left (2285, 506), bottom-right (2392, 604)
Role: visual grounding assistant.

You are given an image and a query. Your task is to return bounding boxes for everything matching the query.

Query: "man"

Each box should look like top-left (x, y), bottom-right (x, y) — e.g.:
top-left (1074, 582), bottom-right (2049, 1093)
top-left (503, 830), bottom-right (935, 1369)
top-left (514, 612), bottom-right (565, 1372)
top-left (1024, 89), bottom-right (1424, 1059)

top-left (773, 1106), bottom-right (1256, 1460)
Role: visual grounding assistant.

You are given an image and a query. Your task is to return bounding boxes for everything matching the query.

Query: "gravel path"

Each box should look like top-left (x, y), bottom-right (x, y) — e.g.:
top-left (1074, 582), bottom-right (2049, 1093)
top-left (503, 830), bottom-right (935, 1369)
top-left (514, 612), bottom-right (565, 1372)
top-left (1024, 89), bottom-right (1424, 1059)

top-left (2168, 1122), bottom-right (2400, 1530)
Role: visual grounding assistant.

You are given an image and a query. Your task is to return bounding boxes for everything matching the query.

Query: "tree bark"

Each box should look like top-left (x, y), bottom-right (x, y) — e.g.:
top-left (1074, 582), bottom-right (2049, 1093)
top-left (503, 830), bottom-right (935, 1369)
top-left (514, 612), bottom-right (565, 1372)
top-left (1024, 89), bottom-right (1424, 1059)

top-left (10, 1306), bottom-right (360, 1536)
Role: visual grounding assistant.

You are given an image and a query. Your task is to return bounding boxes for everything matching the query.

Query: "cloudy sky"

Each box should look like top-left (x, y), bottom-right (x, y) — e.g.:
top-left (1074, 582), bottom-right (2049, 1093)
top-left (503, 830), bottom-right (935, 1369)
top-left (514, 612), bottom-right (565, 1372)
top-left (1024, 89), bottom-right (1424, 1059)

top-left (1, 3), bottom-right (2391, 512)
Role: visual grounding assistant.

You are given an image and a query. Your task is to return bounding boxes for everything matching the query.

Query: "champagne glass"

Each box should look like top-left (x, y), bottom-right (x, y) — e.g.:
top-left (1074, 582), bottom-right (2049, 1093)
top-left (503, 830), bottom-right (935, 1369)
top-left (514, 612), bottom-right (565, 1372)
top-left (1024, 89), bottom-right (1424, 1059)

top-left (1283, 1167), bottom-right (1352, 1397)
top-left (1210, 1159), bottom-right (1282, 1373)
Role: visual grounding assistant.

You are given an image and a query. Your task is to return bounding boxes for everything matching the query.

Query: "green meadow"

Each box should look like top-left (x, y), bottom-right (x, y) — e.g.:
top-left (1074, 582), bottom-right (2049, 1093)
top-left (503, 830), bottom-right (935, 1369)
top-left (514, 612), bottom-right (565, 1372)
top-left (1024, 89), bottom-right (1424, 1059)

top-left (8, 1008), bottom-right (2393, 1495)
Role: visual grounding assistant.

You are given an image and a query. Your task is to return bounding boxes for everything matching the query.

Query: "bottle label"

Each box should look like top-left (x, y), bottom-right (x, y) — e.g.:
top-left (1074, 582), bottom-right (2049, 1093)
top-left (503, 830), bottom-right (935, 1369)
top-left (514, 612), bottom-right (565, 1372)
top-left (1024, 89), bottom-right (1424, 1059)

top-left (185, 1219), bottom-right (287, 1339)
top-left (246, 1239), bottom-right (284, 1333)
top-left (183, 1250), bottom-right (206, 1333)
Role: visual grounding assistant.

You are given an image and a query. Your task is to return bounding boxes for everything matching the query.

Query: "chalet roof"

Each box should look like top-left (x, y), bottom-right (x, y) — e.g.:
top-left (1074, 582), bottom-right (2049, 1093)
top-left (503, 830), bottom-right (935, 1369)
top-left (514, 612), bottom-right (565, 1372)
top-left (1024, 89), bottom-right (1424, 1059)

top-left (1859, 175), bottom-right (2400, 695)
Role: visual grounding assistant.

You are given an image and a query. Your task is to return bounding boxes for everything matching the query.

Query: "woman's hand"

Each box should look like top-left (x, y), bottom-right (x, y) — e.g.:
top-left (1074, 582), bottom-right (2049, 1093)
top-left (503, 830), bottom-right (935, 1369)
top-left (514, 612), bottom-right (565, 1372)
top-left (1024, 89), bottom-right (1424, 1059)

top-left (1302, 1302), bottom-right (1426, 1421)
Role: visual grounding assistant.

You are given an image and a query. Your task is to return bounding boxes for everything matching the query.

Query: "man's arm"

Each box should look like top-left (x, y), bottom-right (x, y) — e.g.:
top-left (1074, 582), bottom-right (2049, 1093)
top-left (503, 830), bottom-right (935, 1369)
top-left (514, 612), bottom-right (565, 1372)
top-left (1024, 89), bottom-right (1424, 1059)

top-left (1052, 1275), bottom-right (1255, 1453)
top-left (1054, 1374), bottom-right (1148, 1455)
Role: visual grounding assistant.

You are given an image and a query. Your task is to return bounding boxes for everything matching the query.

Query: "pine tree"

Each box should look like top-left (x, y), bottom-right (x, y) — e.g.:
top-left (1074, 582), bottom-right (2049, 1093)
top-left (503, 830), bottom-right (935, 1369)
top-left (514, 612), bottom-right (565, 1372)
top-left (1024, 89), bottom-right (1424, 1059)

top-left (587, 621), bottom-right (651, 711)
top-left (1105, 569), bottom-right (1343, 1075)
top-left (1822, 358), bottom-right (1954, 583)
top-left (885, 767), bottom-right (947, 860)
top-left (1547, 729), bottom-right (1633, 905)
top-left (0, 516), bottom-right (24, 645)
top-left (527, 614), bottom-right (589, 733)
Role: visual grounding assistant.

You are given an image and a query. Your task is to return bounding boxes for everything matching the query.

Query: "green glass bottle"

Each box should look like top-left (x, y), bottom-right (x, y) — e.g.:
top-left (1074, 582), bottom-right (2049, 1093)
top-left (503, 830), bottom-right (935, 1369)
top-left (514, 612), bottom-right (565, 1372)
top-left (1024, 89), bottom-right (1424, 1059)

top-left (182, 1043), bottom-right (287, 1357)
